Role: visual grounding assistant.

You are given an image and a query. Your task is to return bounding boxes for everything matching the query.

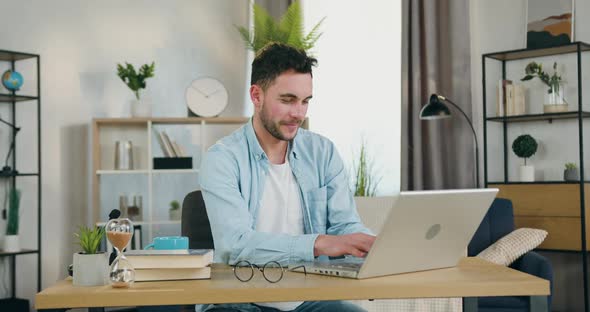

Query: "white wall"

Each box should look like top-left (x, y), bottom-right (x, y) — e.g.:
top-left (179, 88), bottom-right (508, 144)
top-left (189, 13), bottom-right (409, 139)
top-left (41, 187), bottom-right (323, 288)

top-left (0, 0), bottom-right (249, 305)
top-left (302, 0), bottom-right (402, 196)
top-left (470, 1), bottom-right (590, 310)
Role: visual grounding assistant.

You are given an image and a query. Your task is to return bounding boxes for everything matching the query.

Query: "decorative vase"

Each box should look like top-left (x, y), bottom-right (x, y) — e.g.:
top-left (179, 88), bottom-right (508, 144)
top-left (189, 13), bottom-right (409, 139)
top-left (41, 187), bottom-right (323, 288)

top-left (564, 169), bottom-right (580, 181)
top-left (131, 98), bottom-right (152, 117)
top-left (73, 252), bottom-right (109, 286)
top-left (169, 209), bottom-right (181, 221)
top-left (3, 235), bottom-right (19, 252)
top-left (519, 165), bottom-right (535, 182)
top-left (543, 83), bottom-right (567, 113)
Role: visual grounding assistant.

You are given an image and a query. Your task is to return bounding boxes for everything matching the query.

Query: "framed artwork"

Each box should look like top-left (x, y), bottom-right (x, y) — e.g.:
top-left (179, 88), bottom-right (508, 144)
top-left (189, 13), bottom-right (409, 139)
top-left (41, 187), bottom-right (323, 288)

top-left (526, 0), bottom-right (574, 49)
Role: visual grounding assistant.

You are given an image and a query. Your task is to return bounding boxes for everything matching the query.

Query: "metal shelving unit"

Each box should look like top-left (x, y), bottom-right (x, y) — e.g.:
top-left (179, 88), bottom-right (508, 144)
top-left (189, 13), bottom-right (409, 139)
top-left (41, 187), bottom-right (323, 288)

top-left (483, 42), bottom-right (590, 312)
top-left (0, 49), bottom-right (41, 305)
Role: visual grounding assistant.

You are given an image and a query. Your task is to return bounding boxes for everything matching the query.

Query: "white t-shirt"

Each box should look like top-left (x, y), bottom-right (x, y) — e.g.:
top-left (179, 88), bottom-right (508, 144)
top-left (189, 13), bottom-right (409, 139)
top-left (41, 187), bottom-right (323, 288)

top-left (255, 157), bottom-right (304, 311)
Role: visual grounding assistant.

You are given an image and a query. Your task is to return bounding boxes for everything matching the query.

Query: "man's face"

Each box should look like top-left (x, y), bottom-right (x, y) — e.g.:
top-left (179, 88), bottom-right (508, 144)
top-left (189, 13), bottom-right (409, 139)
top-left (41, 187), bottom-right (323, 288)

top-left (254, 70), bottom-right (312, 141)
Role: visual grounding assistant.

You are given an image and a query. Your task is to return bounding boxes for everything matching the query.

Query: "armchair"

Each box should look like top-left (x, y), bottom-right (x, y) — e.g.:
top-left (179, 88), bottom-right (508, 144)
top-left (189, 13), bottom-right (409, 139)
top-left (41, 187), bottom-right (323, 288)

top-left (467, 198), bottom-right (553, 312)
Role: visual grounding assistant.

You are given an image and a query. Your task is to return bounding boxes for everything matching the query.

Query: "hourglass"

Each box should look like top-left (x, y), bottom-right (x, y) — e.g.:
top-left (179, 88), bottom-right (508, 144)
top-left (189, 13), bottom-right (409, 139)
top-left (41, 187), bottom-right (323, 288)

top-left (105, 218), bottom-right (135, 288)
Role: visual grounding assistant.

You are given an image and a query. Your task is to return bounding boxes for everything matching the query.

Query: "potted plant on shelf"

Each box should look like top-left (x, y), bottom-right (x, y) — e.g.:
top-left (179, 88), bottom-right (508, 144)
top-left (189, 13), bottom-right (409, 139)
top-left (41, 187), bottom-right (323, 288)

top-left (72, 225), bottom-right (108, 286)
top-left (512, 134), bottom-right (538, 182)
top-left (3, 188), bottom-right (21, 252)
top-left (116, 62), bottom-right (155, 117)
top-left (521, 61), bottom-right (567, 113)
top-left (169, 200), bottom-right (181, 221)
top-left (564, 162), bottom-right (579, 182)
top-left (235, 1), bottom-right (325, 53)
top-left (350, 139), bottom-right (392, 233)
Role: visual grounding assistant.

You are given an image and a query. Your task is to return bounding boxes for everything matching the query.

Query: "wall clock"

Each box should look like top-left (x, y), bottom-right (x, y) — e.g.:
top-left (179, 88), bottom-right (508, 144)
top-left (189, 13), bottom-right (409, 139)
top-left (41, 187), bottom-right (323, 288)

top-left (185, 77), bottom-right (228, 117)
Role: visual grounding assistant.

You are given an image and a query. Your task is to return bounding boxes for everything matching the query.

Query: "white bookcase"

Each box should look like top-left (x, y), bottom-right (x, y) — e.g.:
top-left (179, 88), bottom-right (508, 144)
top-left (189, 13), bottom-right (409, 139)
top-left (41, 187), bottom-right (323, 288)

top-left (92, 117), bottom-right (249, 247)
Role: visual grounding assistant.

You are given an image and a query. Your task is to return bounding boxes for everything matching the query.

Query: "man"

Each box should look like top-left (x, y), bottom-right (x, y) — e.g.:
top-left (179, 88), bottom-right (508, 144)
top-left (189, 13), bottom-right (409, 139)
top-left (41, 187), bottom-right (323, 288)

top-left (200, 43), bottom-right (375, 312)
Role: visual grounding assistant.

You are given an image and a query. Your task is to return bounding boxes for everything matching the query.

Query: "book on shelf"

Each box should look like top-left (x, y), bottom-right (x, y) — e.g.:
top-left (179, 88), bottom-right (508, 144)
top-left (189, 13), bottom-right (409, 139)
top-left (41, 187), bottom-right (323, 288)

top-left (125, 249), bottom-right (213, 269)
top-left (171, 141), bottom-right (186, 157)
top-left (161, 131), bottom-right (177, 157)
top-left (155, 130), bottom-right (174, 157)
top-left (497, 80), bottom-right (525, 116)
top-left (134, 267), bottom-right (211, 282)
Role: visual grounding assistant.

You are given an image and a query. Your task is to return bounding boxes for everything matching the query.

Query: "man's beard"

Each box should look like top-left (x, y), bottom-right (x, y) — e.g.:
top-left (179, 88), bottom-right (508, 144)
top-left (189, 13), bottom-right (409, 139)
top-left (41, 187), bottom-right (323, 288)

top-left (259, 106), bottom-right (301, 141)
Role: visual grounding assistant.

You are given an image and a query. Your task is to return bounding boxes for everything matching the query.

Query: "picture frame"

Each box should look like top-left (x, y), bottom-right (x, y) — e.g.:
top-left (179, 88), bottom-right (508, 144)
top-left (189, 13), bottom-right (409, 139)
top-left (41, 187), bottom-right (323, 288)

top-left (525, 0), bottom-right (574, 49)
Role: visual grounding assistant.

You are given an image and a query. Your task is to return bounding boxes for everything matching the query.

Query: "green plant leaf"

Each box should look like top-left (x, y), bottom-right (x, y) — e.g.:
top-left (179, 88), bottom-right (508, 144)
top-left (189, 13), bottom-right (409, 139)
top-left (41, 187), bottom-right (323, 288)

top-left (116, 62), bottom-right (155, 99)
top-left (74, 225), bottom-right (105, 254)
top-left (511, 134), bottom-right (538, 162)
top-left (351, 139), bottom-right (381, 197)
top-left (236, 1), bottom-right (324, 53)
top-left (6, 189), bottom-right (21, 235)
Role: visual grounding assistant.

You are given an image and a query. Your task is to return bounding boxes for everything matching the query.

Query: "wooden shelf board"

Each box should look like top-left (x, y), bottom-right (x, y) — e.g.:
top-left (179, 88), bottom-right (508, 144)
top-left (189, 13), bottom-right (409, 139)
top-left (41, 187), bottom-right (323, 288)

top-left (93, 117), bottom-right (250, 126)
top-left (486, 111), bottom-right (590, 123)
top-left (484, 41), bottom-right (590, 61)
top-left (0, 49), bottom-right (39, 61)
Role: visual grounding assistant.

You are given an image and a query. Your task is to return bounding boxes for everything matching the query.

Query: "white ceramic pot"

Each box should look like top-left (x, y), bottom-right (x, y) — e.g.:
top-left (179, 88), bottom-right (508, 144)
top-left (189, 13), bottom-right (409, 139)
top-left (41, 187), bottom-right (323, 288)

top-left (169, 209), bottom-right (181, 221)
top-left (519, 165), bottom-right (535, 182)
top-left (73, 252), bottom-right (109, 286)
top-left (131, 98), bottom-right (152, 117)
top-left (3, 235), bottom-right (19, 252)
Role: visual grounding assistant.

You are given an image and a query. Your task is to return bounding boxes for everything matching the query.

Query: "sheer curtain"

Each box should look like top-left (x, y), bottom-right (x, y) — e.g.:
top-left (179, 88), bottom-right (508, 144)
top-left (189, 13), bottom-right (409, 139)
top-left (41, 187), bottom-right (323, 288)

top-left (402, 0), bottom-right (474, 191)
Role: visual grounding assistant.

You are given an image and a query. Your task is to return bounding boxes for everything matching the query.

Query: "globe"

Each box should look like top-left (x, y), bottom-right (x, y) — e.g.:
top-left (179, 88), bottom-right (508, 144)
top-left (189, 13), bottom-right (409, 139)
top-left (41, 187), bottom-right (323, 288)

top-left (2, 70), bottom-right (23, 91)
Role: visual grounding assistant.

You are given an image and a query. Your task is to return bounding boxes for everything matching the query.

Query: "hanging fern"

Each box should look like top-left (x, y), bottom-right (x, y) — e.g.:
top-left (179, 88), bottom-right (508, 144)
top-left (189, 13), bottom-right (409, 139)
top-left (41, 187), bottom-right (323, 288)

top-left (236, 1), bottom-right (325, 53)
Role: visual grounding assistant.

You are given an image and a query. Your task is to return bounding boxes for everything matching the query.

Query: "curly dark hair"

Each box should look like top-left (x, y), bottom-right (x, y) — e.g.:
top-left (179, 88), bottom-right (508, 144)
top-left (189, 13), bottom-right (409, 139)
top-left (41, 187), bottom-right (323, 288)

top-left (250, 42), bottom-right (318, 90)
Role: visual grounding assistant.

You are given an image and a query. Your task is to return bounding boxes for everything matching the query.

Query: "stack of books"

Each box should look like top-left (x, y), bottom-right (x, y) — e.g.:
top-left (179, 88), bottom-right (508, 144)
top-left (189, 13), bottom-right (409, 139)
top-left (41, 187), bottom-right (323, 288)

top-left (125, 249), bottom-right (213, 282)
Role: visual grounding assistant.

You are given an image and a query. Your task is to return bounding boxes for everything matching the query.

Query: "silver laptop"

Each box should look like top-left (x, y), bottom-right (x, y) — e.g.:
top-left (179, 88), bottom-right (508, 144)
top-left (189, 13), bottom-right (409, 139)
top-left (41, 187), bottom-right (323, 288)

top-left (290, 188), bottom-right (498, 279)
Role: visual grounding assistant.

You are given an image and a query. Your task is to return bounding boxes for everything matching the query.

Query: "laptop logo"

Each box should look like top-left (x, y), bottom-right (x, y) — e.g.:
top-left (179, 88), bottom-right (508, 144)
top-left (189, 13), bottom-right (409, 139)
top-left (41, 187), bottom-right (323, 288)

top-left (425, 224), bottom-right (441, 240)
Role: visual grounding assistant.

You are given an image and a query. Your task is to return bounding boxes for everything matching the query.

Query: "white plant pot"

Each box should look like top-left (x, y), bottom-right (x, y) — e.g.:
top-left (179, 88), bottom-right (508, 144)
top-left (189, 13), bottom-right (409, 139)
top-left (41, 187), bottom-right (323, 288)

top-left (519, 165), bottom-right (535, 182)
top-left (3, 235), bottom-right (20, 252)
top-left (73, 252), bottom-right (109, 286)
top-left (131, 98), bottom-right (152, 117)
top-left (169, 209), bottom-right (181, 221)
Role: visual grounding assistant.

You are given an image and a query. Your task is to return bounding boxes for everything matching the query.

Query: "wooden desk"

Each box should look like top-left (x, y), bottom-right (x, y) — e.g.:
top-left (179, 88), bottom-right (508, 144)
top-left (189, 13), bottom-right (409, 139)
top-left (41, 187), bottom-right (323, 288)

top-left (36, 258), bottom-right (550, 312)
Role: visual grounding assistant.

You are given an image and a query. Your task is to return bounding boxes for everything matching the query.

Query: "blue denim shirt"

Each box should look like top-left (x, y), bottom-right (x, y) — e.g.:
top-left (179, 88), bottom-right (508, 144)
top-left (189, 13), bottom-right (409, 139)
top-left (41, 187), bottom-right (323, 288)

top-left (199, 119), bottom-right (371, 265)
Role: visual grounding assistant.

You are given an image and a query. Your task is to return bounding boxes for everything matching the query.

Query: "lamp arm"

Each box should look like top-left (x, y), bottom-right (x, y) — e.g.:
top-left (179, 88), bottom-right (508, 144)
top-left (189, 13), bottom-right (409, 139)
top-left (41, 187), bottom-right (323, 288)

top-left (0, 117), bottom-right (19, 131)
top-left (438, 95), bottom-right (480, 188)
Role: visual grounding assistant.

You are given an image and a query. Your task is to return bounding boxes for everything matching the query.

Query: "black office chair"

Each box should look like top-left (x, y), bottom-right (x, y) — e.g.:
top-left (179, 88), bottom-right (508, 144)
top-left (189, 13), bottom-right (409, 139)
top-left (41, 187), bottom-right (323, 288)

top-left (181, 190), bottom-right (215, 249)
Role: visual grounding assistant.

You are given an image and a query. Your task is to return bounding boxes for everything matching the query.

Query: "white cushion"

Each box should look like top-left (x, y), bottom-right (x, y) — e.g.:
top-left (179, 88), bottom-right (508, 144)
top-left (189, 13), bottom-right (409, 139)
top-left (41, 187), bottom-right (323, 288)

top-left (477, 228), bottom-right (548, 266)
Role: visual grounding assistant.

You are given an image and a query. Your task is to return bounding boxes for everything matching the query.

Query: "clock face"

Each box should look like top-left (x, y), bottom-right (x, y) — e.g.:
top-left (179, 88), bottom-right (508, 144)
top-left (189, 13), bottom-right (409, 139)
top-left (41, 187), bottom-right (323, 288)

top-left (185, 77), bottom-right (228, 117)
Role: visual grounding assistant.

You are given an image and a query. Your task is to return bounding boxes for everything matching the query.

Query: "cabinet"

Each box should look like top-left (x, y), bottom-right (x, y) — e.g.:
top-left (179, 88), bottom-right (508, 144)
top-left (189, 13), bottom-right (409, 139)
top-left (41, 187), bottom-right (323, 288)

top-left (0, 49), bottom-right (41, 305)
top-left (483, 42), bottom-right (590, 311)
top-left (92, 117), bottom-right (250, 247)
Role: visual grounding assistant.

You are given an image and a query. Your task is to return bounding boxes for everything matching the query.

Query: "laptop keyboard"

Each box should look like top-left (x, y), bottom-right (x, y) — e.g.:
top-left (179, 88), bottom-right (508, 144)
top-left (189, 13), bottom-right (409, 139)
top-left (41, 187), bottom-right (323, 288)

top-left (312, 256), bottom-right (365, 270)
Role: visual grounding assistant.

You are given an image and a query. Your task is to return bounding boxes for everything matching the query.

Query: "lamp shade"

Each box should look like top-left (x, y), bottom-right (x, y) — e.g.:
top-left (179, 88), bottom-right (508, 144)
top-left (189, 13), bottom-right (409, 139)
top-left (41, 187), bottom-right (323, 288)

top-left (419, 94), bottom-right (451, 120)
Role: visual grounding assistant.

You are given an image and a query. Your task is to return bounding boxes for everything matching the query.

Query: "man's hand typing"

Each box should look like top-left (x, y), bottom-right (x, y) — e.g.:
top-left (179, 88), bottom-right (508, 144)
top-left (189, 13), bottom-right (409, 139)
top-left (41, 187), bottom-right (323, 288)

top-left (313, 233), bottom-right (376, 257)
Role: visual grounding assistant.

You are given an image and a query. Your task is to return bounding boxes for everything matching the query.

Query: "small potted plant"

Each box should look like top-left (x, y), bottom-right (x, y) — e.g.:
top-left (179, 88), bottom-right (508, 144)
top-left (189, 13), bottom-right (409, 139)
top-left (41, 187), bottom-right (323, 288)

top-left (72, 225), bottom-right (108, 286)
top-left (351, 139), bottom-right (380, 197)
top-left (169, 200), bottom-right (181, 221)
top-left (521, 61), bottom-right (567, 113)
top-left (116, 62), bottom-right (155, 117)
top-left (512, 134), bottom-right (538, 182)
top-left (564, 162), bottom-right (579, 181)
top-left (3, 188), bottom-right (21, 252)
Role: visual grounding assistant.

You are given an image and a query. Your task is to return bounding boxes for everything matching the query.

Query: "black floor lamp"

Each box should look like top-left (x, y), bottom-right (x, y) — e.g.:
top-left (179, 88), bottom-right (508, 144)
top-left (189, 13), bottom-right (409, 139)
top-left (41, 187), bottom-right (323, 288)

top-left (419, 94), bottom-right (480, 188)
top-left (0, 115), bottom-right (20, 176)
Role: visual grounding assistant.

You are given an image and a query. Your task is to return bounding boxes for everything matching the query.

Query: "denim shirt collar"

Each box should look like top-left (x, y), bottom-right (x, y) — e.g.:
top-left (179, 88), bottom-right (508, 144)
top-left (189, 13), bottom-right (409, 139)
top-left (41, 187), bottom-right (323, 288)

top-left (245, 118), bottom-right (300, 162)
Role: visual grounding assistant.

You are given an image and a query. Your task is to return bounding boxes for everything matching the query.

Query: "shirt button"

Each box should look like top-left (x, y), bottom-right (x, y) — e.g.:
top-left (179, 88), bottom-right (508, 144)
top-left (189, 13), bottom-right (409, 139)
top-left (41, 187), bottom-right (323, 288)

top-left (255, 155), bottom-right (261, 160)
